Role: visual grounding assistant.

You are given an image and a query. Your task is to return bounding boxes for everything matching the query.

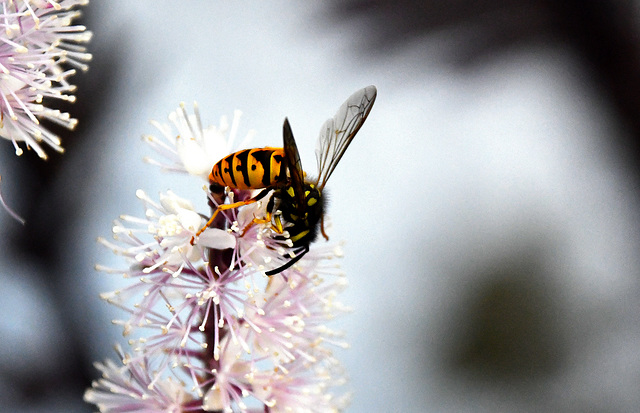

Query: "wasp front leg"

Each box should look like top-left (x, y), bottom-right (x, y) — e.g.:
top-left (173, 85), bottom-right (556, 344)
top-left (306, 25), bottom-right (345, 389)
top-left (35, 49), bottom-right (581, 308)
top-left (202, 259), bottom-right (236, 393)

top-left (239, 199), bottom-right (285, 238)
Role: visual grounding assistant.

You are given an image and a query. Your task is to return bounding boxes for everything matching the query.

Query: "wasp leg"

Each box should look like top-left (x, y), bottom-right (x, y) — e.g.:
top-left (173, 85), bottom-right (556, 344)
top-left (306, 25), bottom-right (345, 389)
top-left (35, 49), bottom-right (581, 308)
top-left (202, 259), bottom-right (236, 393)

top-left (239, 208), bottom-right (291, 238)
top-left (238, 211), bottom-right (272, 237)
top-left (320, 214), bottom-right (329, 241)
top-left (192, 188), bottom-right (273, 245)
top-left (265, 244), bottom-right (309, 276)
top-left (191, 199), bottom-right (258, 244)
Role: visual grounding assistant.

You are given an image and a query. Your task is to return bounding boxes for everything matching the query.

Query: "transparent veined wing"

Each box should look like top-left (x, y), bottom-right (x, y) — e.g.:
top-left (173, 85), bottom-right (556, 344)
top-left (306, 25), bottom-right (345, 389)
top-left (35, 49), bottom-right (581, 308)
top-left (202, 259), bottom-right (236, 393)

top-left (315, 85), bottom-right (377, 190)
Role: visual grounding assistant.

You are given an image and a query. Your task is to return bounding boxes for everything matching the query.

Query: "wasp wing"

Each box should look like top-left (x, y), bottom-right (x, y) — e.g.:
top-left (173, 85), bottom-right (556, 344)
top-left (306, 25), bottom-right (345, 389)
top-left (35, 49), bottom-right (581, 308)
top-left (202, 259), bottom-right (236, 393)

top-left (282, 118), bottom-right (307, 208)
top-left (315, 85), bottom-right (377, 190)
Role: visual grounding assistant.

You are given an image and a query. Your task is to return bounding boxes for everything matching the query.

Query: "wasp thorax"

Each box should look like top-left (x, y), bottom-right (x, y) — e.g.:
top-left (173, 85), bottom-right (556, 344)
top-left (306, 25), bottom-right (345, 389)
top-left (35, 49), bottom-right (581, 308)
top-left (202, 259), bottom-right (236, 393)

top-left (272, 183), bottom-right (324, 248)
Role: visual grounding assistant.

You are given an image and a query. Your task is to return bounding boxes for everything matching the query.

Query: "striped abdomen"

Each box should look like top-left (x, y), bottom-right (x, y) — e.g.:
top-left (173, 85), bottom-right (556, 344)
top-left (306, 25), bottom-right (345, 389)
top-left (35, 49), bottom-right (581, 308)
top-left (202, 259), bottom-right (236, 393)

top-left (209, 147), bottom-right (287, 190)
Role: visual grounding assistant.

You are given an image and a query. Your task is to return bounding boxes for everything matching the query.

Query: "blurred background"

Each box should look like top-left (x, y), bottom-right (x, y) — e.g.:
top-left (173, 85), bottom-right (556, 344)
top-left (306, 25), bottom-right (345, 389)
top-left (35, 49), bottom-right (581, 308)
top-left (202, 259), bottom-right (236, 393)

top-left (2, 1), bottom-right (640, 411)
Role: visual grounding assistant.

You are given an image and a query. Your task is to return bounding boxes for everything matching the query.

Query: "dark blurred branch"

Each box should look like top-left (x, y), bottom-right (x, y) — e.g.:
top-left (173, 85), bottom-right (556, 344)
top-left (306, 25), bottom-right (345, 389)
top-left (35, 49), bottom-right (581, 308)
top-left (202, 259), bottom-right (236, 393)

top-left (330, 0), bottom-right (640, 172)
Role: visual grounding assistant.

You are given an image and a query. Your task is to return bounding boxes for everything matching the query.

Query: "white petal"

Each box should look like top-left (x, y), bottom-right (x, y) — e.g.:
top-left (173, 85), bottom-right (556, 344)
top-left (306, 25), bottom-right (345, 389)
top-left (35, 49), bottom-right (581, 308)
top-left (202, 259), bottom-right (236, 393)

top-left (202, 127), bottom-right (230, 161)
top-left (202, 387), bottom-right (224, 411)
top-left (159, 191), bottom-right (194, 213)
top-left (176, 208), bottom-right (203, 232)
top-left (0, 74), bottom-right (26, 94)
top-left (176, 137), bottom-right (216, 177)
top-left (198, 228), bottom-right (236, 250)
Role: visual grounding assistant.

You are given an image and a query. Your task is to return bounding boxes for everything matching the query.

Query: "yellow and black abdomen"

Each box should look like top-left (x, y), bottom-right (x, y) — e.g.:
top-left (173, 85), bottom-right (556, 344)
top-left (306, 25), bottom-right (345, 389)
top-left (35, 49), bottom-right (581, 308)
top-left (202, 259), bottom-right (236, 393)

top-left (209, 147), bottom-right (287, 190)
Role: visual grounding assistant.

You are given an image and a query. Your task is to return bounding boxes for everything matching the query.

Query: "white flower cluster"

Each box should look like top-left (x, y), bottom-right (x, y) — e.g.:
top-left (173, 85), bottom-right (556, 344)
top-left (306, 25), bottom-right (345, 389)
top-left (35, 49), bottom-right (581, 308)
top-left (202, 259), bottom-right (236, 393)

top-left (84, 104), bottom-right (351, 412)
top-left (0, 0), bottom-right (91, 159)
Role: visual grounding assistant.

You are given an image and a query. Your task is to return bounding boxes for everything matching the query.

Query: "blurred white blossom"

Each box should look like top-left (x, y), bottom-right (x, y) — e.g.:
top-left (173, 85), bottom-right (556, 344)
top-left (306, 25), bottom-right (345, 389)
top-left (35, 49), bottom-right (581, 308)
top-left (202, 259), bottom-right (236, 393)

top-left (0, 0), bottom-right (92, 159)
top-left (143, 102), bottom-right (255, 179)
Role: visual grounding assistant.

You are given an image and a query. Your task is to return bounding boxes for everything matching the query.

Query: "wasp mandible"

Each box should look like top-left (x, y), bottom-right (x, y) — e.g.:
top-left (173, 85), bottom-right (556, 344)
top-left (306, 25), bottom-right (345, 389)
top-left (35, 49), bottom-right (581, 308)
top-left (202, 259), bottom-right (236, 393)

top-left (196, 85), bottom-right (377, 275)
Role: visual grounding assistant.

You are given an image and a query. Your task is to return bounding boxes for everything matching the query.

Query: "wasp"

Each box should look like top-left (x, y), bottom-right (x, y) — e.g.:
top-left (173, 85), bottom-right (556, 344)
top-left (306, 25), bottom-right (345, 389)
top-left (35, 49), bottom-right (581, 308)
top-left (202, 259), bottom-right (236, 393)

top-left (197, 85), bottom-right (377, 275)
